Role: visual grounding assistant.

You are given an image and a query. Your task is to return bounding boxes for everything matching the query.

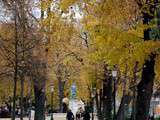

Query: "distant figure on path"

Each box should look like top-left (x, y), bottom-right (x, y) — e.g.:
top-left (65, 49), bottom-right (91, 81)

top-left (66, 109), bottom-right (74, 120)
top-left (83, 109), bottom-right (90, 120)
top-left (150, 115), bottom-right (154, 120)
top-left (76, 110), bottom-right (81, 120)
top-left (76, 107), bottom-right (84, 120)
top-left (63, 97), bottom-right (69, 113)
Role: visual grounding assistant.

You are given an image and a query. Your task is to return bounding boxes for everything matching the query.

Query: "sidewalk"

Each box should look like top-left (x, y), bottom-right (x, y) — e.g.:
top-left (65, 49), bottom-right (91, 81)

top-left (0, 113), bottom-right (97, 120)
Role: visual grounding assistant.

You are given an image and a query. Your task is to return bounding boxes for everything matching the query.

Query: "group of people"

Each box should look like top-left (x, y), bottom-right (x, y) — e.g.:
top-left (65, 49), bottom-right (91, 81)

top-left (0, 105), bottom-right (27, 118)
top-left (66, 107), bottom-right (91, 120)
top-left (0, 105), bottom-right (11, 118)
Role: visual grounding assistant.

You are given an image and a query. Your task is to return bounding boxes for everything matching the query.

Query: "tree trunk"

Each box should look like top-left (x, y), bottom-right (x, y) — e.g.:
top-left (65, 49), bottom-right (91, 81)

top-left (28, 78), bottom-right (32, 120)
top-left (12, 70), bottom-right (17, 120)
top-left (135, 55), bottom-right (155, 120)
top-left (116, 64), bottom-right (129, 120)
top-left (34, 85), bottom-right (46, 120)
top-left (20, 74), bottom-right (24, 120)
top-left (33, 1), bottom-right (46, 120)
top-left (32, 58), bottom-right (47, 120)
top-left (95, 91), bottom-right (99, 117)
top-left (130, 62), bottom-right (138, 120)
top-left (130, 90), bottom-right (136, 120)
top-left (103, 65), bottom-right (112, 120)
top-left (57, 64), bottom-right (64, 113)
top-left (12, 3), bottom-right (18, 120)
top-left (135, 2), bottom-right (156, 119)
top-left (97, 89), bottom-right (103, 120)
top-left (116, 94), bottom-right (132, 120)
top-left (58, 80), bottom-right (64, 113)
top-left (105, 76), bottom-right (113, 120)
top-left (20, 0), bottom-right (25, 119)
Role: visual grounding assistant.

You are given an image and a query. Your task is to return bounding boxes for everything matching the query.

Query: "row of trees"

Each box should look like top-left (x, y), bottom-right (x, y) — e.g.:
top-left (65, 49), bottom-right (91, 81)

top-left (60, 0), bottom-right (160, 120)
top-left (0, 0), bottom-right (85, 120)
top-left (0, 0), bottom-right (48, 120)
top-left (0, 0), bottom-right (160, 120)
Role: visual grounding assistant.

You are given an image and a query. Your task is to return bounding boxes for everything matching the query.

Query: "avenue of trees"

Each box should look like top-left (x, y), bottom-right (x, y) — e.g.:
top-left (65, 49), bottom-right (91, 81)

top-left (0, 0), bottom-right (160, 120)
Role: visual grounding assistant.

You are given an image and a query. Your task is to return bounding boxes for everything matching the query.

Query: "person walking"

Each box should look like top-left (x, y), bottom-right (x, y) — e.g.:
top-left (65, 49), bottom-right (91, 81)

top-left (76, 110), bottom-right (81, 120)
top-left (150, 115), bottom-right (154, 120)
top-left (83, 109), bottom-right (90, 120)
top-left (66, 109), bottom-right (74, 120)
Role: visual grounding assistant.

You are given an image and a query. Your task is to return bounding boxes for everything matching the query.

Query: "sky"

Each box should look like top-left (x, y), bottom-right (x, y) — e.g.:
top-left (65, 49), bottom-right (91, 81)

top-left (0, 0), bottom-right (83, 26)
top-left (31, 1), bottom-right (83, 21)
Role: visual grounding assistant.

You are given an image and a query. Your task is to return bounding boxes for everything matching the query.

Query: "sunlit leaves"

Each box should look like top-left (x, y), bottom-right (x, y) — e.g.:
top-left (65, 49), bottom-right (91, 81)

top-left (80, 0), bottom-right (160, 93)
top-left (60, 0), bottom-right (77, 12)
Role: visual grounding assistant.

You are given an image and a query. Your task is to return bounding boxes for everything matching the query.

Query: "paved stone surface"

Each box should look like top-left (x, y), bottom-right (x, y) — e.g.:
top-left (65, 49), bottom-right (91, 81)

top-left (0, 113), bottom-right (97, 120)
top-left (0, 113), bottom-right (66, 120)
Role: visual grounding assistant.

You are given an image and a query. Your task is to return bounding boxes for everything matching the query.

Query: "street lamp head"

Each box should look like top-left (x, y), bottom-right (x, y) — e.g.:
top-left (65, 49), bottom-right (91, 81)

top-left (91, 93), bottom-right (94, 98)
top-left (91, 87), bottom-right (97, 98)
top-left (112, 70), bottom-right (117, 77)
top-left (93, 87), bottom-right (96, 95)
top-left (93, 87), bottom-right (96, 91)
top-left (50, 85), bottom-right (54, 92)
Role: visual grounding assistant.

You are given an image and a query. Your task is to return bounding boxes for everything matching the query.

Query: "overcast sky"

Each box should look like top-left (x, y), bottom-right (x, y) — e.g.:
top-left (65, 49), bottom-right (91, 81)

top-left (0, 1), bottom-right (83, 24)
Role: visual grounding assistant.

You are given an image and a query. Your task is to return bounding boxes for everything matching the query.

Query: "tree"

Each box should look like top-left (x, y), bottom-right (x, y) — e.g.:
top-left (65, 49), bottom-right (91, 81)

top-left (60, 1), bottom-right (160, 120)
top-left (135, 0), bottom-right (160, 120)
top-left (0, 1), bottom-right (43, 120)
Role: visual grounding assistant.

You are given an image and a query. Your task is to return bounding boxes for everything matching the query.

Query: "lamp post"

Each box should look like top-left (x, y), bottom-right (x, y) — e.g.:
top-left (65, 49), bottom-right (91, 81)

top-left (50, 85), bottom-right (54, 120)
top-left (112, 70), bottom-right (117, 120)
top-left (28, 98), bottom-right (31, 120)
top-left (91, 87), bottom-right (96, 120)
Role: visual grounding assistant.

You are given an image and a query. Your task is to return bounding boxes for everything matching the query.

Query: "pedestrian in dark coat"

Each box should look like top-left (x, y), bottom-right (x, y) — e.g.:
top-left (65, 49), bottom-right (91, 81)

top-left (66, 109), bottom-right (74, 120)
top-left (150, 115), bottom-right (154, 120)
top-left (83, 110), bottom-right (90, 120)
top-left (76, 111), bottom-right (81, 120)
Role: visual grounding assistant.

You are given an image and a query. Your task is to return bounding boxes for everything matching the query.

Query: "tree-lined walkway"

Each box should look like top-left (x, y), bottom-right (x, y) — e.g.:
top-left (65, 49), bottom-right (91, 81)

top-left (0, 0), bottom-right (160, 120)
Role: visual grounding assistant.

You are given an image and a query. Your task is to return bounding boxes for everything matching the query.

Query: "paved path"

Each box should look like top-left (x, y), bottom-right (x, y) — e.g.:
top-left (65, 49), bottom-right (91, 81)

top-left (0, 115), bottom-right (66, 120)
top-left (0, 113), bottom-right (97, 120)
top-left (0, 113), bottom-right (66, 120)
